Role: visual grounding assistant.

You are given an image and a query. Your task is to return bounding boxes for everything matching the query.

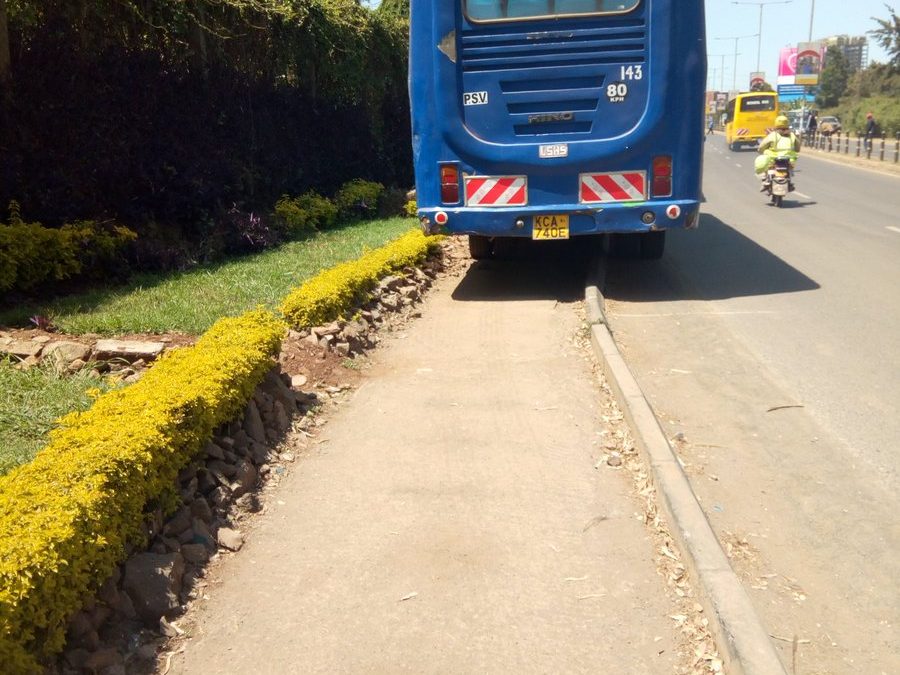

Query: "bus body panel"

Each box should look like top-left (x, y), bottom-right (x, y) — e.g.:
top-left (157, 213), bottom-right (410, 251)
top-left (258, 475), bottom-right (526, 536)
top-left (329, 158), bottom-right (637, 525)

top-left (724, 92), bottom-right (779, 148)
top-left (409, 0), bottom-right (706, 238)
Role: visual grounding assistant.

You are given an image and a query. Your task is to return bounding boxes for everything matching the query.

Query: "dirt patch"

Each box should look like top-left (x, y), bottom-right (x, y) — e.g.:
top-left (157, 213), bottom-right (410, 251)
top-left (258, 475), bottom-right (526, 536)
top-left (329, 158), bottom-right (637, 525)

top-left (0, 327), bottom-right (197, 349)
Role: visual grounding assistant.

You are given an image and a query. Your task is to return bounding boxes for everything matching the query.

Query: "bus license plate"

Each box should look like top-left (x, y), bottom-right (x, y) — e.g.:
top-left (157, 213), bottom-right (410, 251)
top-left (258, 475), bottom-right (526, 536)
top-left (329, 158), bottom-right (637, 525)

top-left (533, 215), bottom-right (569, 240)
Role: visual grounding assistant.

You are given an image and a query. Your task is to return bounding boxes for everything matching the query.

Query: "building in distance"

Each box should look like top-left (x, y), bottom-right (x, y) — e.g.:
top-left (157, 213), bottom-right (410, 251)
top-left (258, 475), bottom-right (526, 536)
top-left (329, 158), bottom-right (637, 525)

top-left (820, 35), bottom-right (869, 72)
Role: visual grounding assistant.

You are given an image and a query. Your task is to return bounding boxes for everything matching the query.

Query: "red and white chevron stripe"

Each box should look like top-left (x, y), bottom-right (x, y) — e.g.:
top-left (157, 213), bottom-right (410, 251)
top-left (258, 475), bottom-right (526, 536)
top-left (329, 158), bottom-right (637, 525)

top-left (464, 176), bottom-right (527, 207)
top-left (580, 172), bottom-right (646, 203)
top-left (736, 128), bottom-right (749, 136)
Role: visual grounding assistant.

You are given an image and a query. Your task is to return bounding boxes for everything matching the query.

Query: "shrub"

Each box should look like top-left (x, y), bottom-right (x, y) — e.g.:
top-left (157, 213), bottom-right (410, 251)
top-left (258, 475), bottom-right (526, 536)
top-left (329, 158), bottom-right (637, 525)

top-left (377, 187), bottom-right (410, 218)
top-left (221, 205), bottom-right (280, 254)
top-left (280, 229), bottom-right (441, 328)
top-left (0, 309), bottom-right (285, 672)
top-left (404, 199), bottom-right (418, 217)
top-left (275, 191), bottom-right (338, 236)
top-left (334, 179), bottom-right (385, 221)
top-left (0, 204), bottom-right (137, 295)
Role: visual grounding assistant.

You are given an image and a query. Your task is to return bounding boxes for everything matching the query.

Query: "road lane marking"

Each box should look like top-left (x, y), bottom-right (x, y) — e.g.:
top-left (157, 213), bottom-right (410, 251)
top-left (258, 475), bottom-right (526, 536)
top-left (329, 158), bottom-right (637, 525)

top-left (887, 226), bottom-right (900, 234)
top-left (614, 310), bottom-right (779, 318)
top-left (735, 163), bottom-right (742, 168)
top-left (795, 191), bottom-right (812, 199)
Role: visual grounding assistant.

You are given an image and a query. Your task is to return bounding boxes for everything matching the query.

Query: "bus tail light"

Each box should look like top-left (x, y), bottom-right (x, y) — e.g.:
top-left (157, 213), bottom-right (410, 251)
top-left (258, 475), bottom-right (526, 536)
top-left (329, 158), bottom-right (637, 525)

top-left (651, 156), bottom-right (672, 197)
top-left (440, 164), bottom-right (460, 204)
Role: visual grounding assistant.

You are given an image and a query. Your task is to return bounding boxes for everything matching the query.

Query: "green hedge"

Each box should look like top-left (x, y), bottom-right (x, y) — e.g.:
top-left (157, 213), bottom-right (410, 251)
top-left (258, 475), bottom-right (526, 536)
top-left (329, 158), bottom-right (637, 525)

top-left (0, 309), bottom-right (285, 673)
top-left (275, 191), bottom-right (339, 236)
top-left (0, 205), bottom-right (136, 295)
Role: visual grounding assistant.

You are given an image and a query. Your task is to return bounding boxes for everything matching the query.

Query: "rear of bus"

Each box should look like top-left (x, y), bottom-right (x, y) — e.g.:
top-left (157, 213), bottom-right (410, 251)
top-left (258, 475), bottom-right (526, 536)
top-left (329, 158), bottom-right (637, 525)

top-left (409, 0), bottom-right (706, 259)
top-left (724, 92), bottom-right (779, 151)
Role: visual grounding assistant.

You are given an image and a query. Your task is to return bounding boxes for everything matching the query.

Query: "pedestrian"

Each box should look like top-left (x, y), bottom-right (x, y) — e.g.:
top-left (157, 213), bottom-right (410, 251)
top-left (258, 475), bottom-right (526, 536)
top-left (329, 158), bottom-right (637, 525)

top-left (707, 116), bottom-right (715, 135)
top-left (806, 111), bottom-right (818, 143)
top-left (864, 112), bottom-right (877, 152)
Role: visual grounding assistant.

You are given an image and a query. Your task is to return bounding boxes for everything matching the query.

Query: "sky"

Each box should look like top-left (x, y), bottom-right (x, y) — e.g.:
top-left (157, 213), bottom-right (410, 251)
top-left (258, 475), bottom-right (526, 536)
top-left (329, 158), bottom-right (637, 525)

top-left (362, 0), bottom-right (893, 91)
top-left (704, 0), bottom-right (893, 91)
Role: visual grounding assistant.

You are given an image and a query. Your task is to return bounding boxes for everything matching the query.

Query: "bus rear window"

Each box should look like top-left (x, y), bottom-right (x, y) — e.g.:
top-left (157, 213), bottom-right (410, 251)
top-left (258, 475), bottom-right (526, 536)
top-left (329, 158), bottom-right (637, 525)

top-left (465, 0), bottom-right (640, 22)
top-left (739, 96), bottom-right (776, 112)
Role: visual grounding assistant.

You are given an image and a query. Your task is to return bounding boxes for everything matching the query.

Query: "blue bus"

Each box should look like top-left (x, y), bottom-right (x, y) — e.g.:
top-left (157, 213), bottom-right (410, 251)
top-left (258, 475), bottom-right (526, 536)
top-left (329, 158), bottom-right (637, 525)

top-left (409, 0), bottom-right (706, 259)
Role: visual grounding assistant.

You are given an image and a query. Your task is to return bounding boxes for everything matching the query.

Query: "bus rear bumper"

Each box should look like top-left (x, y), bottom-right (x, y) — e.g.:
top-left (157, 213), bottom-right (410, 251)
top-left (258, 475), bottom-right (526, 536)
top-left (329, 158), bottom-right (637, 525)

top-left (418, 201), bottom-right (700, 237)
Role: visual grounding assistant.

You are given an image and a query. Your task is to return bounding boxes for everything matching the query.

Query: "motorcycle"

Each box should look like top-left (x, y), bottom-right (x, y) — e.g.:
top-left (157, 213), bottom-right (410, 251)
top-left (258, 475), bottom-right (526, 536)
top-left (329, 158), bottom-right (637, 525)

top-left (763, 156), bottom-right (794, 207)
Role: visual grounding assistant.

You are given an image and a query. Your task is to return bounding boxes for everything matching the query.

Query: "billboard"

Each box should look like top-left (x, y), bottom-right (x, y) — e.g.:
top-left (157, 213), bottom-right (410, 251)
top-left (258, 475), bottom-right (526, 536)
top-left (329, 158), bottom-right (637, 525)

top-left (716, 91), bottom-right (728, 112)
top-left (777, 84), bottom-right (816, 103)
top-left (778, 47), bottom-right (797, 85)
top-left (795, 42), bottom-right (824, 85)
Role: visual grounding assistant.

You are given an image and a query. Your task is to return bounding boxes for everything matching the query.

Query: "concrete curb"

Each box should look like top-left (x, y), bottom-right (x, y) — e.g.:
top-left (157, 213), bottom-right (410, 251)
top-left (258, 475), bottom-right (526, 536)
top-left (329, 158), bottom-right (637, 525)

top-left (584, 262), bottom-right (787, 675)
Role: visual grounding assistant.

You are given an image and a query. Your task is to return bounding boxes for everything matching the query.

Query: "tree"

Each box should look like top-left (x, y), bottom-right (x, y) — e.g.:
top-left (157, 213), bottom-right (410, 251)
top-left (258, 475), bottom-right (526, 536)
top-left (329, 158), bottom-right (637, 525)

top-left (869, 4), bottom-right (900, 67)
top-left (817, 46), bottom-right (850, 107)
top-left (377, 0), bottom-right (409, 19)
top-left (0, 0), bottom-right (10, 82)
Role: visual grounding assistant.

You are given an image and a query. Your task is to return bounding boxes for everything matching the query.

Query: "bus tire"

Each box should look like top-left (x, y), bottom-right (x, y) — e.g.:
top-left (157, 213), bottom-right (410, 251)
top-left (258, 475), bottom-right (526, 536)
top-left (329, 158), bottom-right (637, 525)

top-left (640, 231), bottom-right (666, 259)
top-left (468, 235), bottom-right (493, 259)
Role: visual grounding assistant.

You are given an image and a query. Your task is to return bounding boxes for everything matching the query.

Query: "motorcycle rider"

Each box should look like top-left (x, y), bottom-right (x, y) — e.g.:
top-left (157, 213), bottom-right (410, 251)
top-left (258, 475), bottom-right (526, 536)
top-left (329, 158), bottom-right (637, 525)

top-left (756, 115), bottom-right (800, 191)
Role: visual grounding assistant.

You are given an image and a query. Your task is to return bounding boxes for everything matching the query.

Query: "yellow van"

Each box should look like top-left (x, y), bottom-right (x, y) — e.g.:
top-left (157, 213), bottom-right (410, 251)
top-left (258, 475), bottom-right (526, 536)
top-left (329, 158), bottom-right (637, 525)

top-left (724, 92), bottom-right (779, 151)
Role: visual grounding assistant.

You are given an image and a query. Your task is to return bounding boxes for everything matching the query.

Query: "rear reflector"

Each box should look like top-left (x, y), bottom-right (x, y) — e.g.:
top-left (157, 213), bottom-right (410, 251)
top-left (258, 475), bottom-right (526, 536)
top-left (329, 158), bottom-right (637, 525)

top-left (651, 156), bottom-right (672, 197)
top-left (652, 176), bottom-right (672, 196)
top-left (440, 164), bottom-right (460, 204)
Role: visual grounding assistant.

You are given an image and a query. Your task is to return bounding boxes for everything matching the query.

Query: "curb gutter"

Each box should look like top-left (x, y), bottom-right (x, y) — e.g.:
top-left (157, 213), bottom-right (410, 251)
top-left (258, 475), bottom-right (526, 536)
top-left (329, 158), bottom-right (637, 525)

top-left (584, 262), bottom-right (787, 675)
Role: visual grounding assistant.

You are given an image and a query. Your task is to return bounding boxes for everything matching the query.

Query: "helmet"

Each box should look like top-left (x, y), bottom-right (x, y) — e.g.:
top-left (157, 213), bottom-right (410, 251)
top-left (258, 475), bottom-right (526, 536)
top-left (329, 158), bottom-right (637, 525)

top-left (775, 115), bottom-right (790, 128)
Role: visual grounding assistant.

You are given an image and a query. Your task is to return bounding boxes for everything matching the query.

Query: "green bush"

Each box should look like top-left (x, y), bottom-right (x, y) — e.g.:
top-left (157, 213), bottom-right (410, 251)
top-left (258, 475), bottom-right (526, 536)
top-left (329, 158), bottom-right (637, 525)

top-left (274, 191), bottom-right (339, 236)
top-left (377, 187), bottom-right (411, 218)
top-left (404, 199), bottom-right (418, 217)
top-left (0, 204), bottom-right (137, 295)
top-left (335, 180), bottom-right (385, 221)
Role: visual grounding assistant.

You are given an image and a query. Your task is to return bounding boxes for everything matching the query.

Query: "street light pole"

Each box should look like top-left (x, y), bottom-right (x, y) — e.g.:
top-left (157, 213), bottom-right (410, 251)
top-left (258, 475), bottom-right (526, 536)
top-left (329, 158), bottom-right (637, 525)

top-left (707, 53), bottom-right (728, 90)
top-left (808, 0), bottom-right (815, 41)
top-left (733, 0), bottom-right (793, 73)
top-left (715, 34), bottom-right (757, 91)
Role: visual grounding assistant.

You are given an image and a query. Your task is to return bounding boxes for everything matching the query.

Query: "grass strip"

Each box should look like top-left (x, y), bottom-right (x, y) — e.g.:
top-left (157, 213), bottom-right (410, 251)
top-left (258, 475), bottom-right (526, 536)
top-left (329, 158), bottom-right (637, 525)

top-left (0, 360), bottom-right (113, 476)
top-left (0, 218), bottom-right (415, 335)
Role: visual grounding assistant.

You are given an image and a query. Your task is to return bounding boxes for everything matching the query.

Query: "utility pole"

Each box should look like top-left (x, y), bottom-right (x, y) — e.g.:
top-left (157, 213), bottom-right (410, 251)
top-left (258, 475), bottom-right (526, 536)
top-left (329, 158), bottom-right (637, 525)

top-left (808, 0), bottom-right (815, 41)
top-left (733, 0), bottom-right (794, 73)
top-left (708, 53), bottom-right (728, 90)
top-left (715, 34), bottom-right (758, 91)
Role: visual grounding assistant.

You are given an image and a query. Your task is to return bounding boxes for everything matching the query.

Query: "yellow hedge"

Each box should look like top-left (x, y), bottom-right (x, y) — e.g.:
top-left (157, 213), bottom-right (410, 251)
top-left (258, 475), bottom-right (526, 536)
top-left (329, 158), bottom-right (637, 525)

top-left (280, 229), bottom-right (441, 328)
top-left (0, 310), bottom-right (285, 673)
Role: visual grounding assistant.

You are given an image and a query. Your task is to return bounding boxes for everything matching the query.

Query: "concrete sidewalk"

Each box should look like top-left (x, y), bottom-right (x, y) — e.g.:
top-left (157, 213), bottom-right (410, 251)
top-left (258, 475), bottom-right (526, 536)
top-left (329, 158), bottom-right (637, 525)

top-left (170, 255), bottom-right (679, 674)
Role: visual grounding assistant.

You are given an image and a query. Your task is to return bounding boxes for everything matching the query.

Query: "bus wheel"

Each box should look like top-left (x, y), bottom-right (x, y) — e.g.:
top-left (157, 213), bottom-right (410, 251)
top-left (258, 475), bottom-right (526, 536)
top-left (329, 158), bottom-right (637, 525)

top-left (468, 235), bottom-right (494, 259)
top-left (640, 231), bottom-right (666, 259)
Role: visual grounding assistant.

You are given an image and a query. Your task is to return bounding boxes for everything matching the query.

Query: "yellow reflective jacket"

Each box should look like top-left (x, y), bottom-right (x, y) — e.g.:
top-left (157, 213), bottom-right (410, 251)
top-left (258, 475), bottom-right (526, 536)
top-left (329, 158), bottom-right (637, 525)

top-left (759, 131), bottom-right (800, 157)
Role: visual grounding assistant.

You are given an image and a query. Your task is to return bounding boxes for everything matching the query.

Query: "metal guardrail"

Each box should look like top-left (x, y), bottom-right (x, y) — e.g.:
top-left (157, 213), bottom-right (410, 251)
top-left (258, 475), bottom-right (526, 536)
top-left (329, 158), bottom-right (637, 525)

top-left (803, 129), bottom-right (900, 163)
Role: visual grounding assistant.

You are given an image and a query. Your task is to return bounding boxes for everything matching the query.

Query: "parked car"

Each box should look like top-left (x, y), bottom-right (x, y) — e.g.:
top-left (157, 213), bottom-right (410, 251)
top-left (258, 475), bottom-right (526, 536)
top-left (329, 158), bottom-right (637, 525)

top-left (818, 116), bottom-right (841, 135)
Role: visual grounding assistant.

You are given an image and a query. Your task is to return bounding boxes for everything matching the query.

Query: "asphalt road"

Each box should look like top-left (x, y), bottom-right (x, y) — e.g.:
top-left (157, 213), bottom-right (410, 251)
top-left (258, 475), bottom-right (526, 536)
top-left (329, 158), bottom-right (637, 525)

top-left (602, 140), bottom-right (900, 673)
